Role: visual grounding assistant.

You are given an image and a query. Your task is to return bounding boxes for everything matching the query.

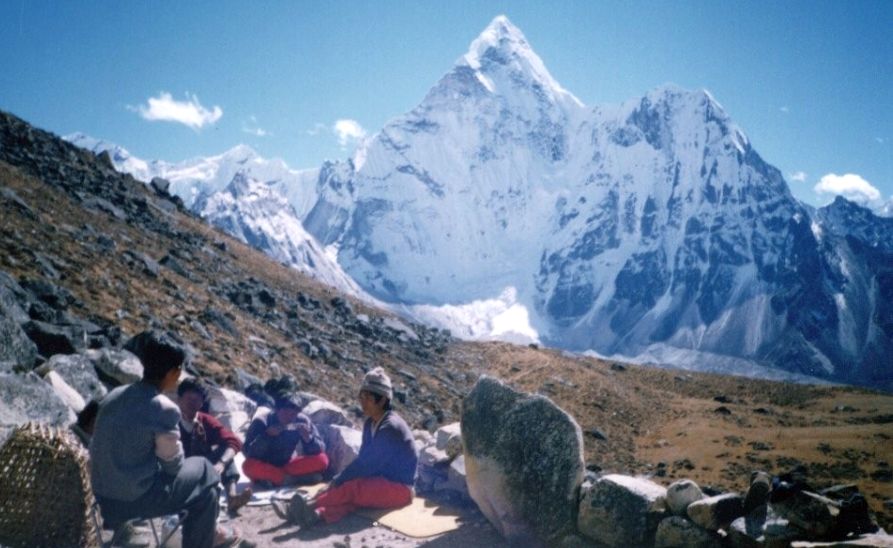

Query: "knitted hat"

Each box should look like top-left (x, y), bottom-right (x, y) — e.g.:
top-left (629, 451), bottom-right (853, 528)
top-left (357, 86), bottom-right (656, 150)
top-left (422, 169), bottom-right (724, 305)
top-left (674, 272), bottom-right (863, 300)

top-left (361, 367), bottom-right (393, 400)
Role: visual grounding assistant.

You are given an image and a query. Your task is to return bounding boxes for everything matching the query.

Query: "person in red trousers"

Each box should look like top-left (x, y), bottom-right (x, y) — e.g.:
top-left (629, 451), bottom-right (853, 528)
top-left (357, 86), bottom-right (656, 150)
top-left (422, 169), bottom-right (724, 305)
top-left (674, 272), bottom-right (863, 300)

top-left (279, 367), bottom-right (418, 527)
top-left (241, 393), bottom-right (329, 487)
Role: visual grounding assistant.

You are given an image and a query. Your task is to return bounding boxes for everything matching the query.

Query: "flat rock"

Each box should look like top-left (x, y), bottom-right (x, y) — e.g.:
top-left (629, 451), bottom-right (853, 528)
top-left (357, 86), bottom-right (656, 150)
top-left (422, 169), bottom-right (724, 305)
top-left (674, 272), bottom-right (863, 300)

top-left (578, 474), bottom-right (667, 547)
top-left (435, 421), bottom-right (463, 458)
top-left (462, 375), bottom-right (584, 545)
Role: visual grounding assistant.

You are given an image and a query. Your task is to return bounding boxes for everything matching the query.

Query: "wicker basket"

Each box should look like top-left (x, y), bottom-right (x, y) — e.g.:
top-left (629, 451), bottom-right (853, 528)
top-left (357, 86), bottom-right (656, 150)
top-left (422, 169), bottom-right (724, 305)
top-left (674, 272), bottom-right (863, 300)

top-left (0, 422), bottom-right (100, 548)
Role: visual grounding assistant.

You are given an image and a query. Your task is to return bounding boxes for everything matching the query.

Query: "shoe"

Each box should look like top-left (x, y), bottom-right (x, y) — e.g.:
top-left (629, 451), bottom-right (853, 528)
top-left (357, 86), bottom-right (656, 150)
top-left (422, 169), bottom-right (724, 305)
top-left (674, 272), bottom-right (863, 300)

top-left (227, 487), bottom-right (253, 515)
top-left (286, 493), bottom-right (309, 525)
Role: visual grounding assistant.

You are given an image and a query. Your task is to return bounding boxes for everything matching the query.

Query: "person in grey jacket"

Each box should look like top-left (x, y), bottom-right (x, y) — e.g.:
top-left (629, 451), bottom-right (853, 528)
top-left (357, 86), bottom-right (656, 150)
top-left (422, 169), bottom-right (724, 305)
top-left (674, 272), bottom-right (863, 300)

top-left (90, 331), bottom-right (229, 548)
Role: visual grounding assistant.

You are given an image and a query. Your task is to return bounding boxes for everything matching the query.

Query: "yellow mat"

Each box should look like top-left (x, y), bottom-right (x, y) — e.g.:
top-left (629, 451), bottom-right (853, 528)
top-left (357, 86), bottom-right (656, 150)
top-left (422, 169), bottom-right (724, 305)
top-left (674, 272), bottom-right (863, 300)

top-left (357, 497), bottom-right (462, 538)
top-left (283, 484), bottom-right (462, 538)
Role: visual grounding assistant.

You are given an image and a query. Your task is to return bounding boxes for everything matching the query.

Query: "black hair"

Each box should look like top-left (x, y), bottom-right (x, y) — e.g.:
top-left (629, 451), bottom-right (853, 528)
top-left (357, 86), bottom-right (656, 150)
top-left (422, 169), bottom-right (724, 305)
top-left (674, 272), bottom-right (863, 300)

top-left (177, 377), bottom-right (209, 400)
top-left (274, 392), bottom-right (302, 411)
top-left (76, 400), bottom-right (100, 431)
top-left (369, 391), bottom-right (392, 411)
top-left (124, 330), bottom-right (186, 382)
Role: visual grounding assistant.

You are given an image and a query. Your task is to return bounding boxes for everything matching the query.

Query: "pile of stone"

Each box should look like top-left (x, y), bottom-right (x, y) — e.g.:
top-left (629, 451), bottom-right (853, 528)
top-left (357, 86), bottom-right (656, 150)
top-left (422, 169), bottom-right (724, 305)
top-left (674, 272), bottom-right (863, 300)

top-left (457, 375), bottom-right (892, 547)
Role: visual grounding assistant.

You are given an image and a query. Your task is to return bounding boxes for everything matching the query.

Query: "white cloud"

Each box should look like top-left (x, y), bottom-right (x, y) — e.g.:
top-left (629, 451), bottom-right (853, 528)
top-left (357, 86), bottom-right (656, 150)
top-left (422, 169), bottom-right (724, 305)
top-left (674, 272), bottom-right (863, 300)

top-left (779, 106), bottom-right (790, 113)
top-left (306, 122), bottom-right (328, 136)
top-left (814, 173), bottom-right (881, 205)
top-left (242, 115), bottom-right (268, 137)
top-left (131, 91), bottom-right (222, 130)
top-left (333, 119), bottom-right (366, 147)
top-left (789, 171), bottom-right (807, 182)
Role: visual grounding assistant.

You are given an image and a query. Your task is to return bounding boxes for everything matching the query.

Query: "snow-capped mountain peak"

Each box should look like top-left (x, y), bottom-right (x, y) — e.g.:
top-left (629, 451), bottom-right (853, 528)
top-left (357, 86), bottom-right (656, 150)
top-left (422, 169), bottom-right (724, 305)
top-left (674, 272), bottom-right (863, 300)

top-left (459, 15), bottom-right (583, 108)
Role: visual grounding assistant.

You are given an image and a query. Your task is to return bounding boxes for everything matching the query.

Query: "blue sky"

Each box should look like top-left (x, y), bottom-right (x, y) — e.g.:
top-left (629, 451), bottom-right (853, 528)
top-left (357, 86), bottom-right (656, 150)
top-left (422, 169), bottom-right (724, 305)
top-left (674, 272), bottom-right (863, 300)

top-left (1, 1), bottom-right (890, 210)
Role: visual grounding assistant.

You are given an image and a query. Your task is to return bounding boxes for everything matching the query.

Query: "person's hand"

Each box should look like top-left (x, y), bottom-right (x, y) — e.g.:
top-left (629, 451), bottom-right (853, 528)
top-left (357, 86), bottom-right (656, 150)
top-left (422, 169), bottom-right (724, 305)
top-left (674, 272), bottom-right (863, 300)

top-left (214, 461), bottom-right (225, 475)
top-left (265, 425), bottom-right (283, 436)
top-left (295, 423), bottom-right (311, 439)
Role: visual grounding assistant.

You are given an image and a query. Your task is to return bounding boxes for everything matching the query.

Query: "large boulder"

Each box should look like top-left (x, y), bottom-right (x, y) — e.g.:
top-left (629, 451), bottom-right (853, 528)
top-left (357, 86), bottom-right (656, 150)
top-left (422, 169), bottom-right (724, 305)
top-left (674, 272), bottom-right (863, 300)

top-left (302, 399), bottom-right (354, 428)
top-left (578, 474), bottom-right (667, 547)
top-left (37, 353), bottom-right (107, 403)
top-left (0, 302), bottom-right (37, 372)
top-left (728, 508), bottom-right (803, 548)
top-left (0, 372), bottom-right (75, 443)
top-left (22, 320), bottom-right (86, 357)
top-left (461, 376), bottom-right (584, 545)
top-left (206, 386), bottom-right (256, 435)
top-left (89, 348), bottom-right (142, 385)
top-left (321, 424), bottom-right (362, 476)
top-left (0, 271), bottom-right (30, 324)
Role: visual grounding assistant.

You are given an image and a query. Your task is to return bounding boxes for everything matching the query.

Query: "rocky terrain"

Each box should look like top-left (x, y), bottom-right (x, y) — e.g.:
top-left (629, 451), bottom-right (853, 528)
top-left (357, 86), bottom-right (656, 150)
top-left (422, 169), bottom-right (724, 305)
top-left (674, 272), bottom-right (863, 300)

top-left (1, 109), bottom-right (892, 543)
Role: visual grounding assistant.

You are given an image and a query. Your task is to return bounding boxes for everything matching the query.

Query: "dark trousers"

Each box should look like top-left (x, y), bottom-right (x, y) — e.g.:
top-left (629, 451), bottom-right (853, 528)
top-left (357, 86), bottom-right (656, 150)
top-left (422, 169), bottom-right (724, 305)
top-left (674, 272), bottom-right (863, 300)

top-left (97, 457), bottom-right (220, 548)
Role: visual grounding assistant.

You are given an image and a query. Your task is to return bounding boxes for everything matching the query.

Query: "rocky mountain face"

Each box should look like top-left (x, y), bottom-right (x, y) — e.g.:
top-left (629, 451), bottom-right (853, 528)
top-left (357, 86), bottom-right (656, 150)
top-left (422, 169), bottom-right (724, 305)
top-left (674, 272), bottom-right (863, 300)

top-left (64, 17), bottom-right (892, 389)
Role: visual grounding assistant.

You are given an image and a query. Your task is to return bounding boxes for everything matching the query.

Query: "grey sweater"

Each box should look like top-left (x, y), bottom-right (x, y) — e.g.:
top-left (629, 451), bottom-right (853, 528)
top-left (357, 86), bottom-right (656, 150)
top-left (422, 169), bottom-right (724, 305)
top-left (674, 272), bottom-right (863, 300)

top-left (90, 382), bottom-right (184, 501)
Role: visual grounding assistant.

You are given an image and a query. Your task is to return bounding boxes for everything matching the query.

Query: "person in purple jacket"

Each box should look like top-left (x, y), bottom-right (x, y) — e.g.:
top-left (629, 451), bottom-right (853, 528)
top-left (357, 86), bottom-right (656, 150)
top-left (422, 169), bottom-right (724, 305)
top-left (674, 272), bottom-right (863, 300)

top-left (278, 367), bottom-right (418, 527)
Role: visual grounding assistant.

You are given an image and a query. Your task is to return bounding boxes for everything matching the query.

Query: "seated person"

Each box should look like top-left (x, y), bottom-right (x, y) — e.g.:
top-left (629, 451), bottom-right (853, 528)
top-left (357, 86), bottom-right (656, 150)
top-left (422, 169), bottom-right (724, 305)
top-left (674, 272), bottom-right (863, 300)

top-left (177, 378), bottom-right (252, 514)
top-left (90, 330), bottom-right (233, 548)
top-left (242, 393), bottom-right (329, 487)
top-left (280, 367), bottom-right (417, 526)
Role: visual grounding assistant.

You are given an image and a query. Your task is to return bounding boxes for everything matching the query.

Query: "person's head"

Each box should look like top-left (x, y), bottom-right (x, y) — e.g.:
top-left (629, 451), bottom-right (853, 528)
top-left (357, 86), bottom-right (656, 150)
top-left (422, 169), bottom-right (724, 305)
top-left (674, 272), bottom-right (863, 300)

top-left (273, 393), bottom-right (302, 425)
top-left (177, 378), bottom-right (208, 422)
top-left (358, 367), bottom-right (392, 417)
top-left (76, 399), bottom-right (100, 435)
top-left (125, 330), bottom-right (186, 391)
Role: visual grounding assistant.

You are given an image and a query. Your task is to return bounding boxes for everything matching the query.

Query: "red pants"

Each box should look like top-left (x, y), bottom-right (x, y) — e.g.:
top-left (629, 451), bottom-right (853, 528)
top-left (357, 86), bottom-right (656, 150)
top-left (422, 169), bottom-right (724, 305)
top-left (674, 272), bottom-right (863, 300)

top-left (314, 477), bottom-right (412, 524)
top-left (242, 453), bottom-right (329, 486)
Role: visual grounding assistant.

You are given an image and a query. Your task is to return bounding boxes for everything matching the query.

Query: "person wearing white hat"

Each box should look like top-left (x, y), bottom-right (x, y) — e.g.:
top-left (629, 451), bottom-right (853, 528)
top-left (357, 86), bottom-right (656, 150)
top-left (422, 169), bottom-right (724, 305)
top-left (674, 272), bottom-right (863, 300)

top-left (278, 367), bottom-right (418, 527)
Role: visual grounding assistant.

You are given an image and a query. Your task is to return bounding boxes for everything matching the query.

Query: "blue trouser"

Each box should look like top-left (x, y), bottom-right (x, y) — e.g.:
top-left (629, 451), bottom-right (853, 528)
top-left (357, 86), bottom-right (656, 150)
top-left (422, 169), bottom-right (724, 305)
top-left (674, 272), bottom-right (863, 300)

top-left (97, 457), bottom-right (220, 548)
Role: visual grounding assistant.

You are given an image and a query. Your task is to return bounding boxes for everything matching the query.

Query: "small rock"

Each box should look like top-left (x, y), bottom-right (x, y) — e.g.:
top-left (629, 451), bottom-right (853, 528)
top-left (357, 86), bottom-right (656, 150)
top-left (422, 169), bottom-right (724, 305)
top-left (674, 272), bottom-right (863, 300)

top-left (687, 492), bottom-right (744, 530)
top-left (666, 479), bottom-right (705, 516)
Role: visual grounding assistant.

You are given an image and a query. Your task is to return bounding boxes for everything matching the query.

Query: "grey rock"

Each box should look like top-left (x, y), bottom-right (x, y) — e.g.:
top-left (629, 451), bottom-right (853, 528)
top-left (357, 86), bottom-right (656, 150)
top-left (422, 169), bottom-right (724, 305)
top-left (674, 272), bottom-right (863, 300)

top-left (420, 444), bottom-right (452, 467)
top-left (687, 492), bottom-right (745, 530)
top-left (434, 421), bottom-right (463, 458)
top-left (23, 320), bottom-right (86, 357)
top-left (462, 376), bottom-right (584, 545)
top-left (303, 399), bottom-right (354, 428)
top-left (772, 490), bottom-right (840, 538)
top-left (206, 385), bottom-right (256, 435)
top-left (0, 271), bottom-right (30, 323)
top-left (0, 372), bottom-right (76, 444)
top-left (655, 515), bottom-right (724, 548)
top-left (0, 302), bottom-right (37, 371)
top-left (578, 474), bottom-right (667, 547)
top-left (89, 348), bottom-right (143, 385)
top-left (667, 479), bottom-right (705, 516)
top-left (38, 353), bottom-right (107, 403)
top-left (320, 423), bottom-right (362, 476)
top-left (44, 370), bottom-right (87, 412)
top-left (441, 455), bottom-right (469, 499)
top-left (234, 367), bottom-right (264, 391)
